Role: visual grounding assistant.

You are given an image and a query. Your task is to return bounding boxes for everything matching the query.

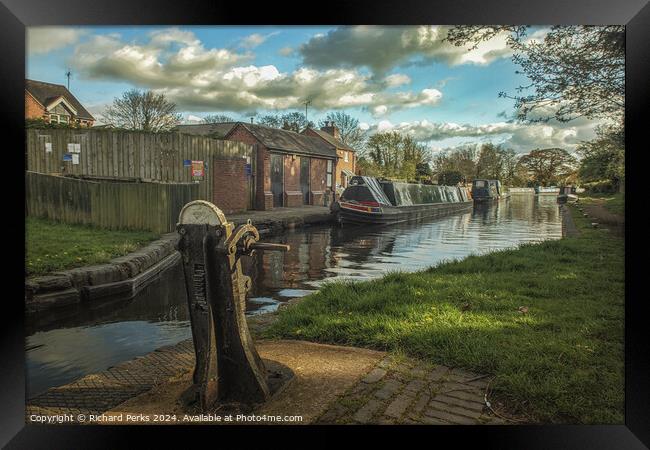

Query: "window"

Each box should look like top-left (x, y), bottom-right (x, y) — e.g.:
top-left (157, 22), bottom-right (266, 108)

top-left (326, 160), bottom-right (333, 188)
top-left (344, 151), bottom-right (349, 162)
top-left (49, 114), bottom-right (70, 124)
top-left (474, 180), bottom-right (486, 188)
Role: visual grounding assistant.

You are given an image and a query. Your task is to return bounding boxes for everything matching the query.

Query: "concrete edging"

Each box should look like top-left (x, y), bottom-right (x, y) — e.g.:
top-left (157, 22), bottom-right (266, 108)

top-left (25, 233), bottom-right (179, 313)
top-left (25, 209), bottom-right (335, 313)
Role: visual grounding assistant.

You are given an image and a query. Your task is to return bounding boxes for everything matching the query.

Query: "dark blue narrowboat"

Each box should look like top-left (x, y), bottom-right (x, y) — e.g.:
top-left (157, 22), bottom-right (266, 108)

top-left (334, 176), bottom-right (473, 226)
top-left (471, 179), bottom-right (509, 203)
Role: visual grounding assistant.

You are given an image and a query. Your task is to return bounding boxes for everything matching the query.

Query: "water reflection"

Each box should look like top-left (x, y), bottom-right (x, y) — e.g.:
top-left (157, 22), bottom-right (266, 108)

top-left (26, 195), bottom-right (561, 397)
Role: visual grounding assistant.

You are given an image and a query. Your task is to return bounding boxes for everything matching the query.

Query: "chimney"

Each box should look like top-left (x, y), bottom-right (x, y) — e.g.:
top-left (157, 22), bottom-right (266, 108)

top-left (320, 121), bottom-right (340, 139)
top-left (250, 117), bottom-right (254, 123)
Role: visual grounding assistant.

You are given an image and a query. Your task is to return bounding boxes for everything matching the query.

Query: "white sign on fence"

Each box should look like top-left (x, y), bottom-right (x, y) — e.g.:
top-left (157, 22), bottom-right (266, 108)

top-left (45, 143), bottom-right (52, 153)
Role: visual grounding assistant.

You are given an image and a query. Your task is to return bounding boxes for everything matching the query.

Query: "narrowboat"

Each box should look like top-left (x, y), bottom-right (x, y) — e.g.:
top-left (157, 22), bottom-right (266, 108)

top-left (471, 179), bottom-right (510, 203)
top-left (333, 176), bottom-right (473, 226)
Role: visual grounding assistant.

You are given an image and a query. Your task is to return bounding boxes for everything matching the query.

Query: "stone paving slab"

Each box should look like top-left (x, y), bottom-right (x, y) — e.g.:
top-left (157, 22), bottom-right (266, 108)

top-left (315, 355), bottom-right (509, 425)
top-left (27, 336), bottom-right (515, 425)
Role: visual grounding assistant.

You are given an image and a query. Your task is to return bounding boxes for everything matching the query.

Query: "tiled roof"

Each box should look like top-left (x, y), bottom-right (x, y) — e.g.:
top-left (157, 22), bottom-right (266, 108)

top-left (25, 79), bottom-right (94, 120)
top-left (173, 123), bottom-right (236, 138)
top-left (305, 128), bottom-right (356, 152)
top-left (227, 122), bottom-right (336, 159)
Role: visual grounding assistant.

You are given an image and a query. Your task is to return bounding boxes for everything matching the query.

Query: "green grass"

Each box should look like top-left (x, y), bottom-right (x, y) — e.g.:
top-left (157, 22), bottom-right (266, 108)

top-left (264, 206), bottom-right (624, 424)
top-left (26, 218), bottom-right (159, 276)
top-left (579, 192), bottom-right (625, 216)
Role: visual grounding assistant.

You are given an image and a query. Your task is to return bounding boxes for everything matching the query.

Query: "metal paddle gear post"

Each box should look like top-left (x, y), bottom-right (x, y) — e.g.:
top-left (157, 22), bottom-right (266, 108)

top-left (176, 201), bottom-right (290, 410)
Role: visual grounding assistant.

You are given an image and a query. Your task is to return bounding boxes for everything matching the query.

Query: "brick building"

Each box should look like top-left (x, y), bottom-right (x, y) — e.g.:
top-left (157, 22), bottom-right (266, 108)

top-left (25, 79), bottom-right (95, 127)
top-left (221, 122), bottom-right (337, 210)
top-left (302, 122), bottom-right (357, 190)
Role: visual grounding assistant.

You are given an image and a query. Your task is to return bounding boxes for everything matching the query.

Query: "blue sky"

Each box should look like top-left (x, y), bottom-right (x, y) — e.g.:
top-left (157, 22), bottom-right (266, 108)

top-left (26, 26), bottom-right (602, 153)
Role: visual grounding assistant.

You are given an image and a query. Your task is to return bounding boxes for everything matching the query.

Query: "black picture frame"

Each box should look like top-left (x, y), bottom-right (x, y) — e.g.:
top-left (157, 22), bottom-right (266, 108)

top-left (1, 0), bottom-right (647, 447)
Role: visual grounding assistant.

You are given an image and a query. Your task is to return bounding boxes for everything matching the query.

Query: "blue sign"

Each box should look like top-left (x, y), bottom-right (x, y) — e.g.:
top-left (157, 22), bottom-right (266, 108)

top-left (245, 164), bottom-right (252, 176)
top-left (63, 153), bottom-right (73, 161)
top-left (183, 159), bottom-right (191, 167)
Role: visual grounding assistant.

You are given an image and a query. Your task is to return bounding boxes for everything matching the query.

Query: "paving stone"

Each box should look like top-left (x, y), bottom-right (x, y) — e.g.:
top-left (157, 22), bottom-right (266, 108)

top-left (409, 392), bottom-right (430, 417)
top-left (419, 415), bottom-right (451, 425)
top-left (423, 408), bottom-right (477, 425)
top-left (362, 367), bottom-right (387, 384)
top-left (432, 394), bottom-right (485, 412)
top-left (404, 379), bottom-right (427, 394)
top-left (445, 389), bottom-right (487, 404)
top-left (317, 402), bottom-right (349, 424)
top-left (428, 400), bottom-right (483, 419)
top-left (374, 379), bottom-right (403, 400)
top-left (426, 365), bottom-right (450, 383)
top-left (352, 399), bottom-right (384, 424)
top-left (384, 393), bottom-right (416, 419)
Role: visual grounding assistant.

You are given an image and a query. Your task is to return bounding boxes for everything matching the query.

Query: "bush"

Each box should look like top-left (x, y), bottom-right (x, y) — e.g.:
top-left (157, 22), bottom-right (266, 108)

top-left (582, 180), bottom-right (616, 194)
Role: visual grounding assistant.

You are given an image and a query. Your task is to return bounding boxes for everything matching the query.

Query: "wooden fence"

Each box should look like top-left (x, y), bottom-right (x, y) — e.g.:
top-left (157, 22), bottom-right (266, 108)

top-left (26, 128), bottom-right (256, 209)
top-left (26, 171), bottom-right (199, 233)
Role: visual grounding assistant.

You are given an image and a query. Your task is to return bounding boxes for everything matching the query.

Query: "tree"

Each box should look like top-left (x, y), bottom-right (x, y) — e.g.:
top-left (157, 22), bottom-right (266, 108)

top-left (203, 114), bottom-right (233, 123)
top-left (319, 111), bottom-right (366, 150)
top-left (103, 89), bottom-right (181, 132)
top-left (365, 132), bottom-right (428, 181)
top-left (438, 170), bottom-right (463, 186)
top-left (432, 145), bottom-right (478, 183)
top-left (258, 111), bottom-right (314, 132)
top-left (577, 124), bottom-right (625, 190)
top-left (446, 26), bottom-right (624, 123)
top-left (516, 148), bottom-right (577, 186)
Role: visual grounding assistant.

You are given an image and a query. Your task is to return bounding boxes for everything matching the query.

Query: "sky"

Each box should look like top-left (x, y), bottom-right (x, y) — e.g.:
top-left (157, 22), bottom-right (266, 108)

top-left (26, 25), bottom-right (605, 154)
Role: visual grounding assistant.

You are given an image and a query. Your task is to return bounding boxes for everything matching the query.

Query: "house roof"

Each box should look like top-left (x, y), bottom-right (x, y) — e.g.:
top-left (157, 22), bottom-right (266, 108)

top-left (25, 79), bottom-right (94, 120)
top-left (173, 122), bottom-right (236, 138)
top-left (305, 128), bottom-right (356, 152)
top-left (226, 122), bottom-right (337, 159)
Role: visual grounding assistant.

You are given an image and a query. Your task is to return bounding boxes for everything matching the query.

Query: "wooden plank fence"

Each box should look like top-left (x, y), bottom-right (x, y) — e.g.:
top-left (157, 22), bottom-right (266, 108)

top-left (26, 171), bottom-right (199, 233)
top-left (26, 128), bottom-right (256, 208)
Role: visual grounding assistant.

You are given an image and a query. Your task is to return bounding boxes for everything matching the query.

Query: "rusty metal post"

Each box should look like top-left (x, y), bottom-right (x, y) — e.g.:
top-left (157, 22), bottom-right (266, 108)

top-left (176, 200), bottom-right (289, 409)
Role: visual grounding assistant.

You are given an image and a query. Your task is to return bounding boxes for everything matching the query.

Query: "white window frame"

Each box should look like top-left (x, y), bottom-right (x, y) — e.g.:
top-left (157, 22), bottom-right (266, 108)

top-left (344, 151), bottom-right (349, 162)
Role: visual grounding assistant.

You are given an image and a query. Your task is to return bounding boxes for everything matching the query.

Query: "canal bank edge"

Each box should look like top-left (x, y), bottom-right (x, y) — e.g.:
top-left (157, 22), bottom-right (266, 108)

top-left (25, 207), bottom-right (335, 313)
top-left (560, 204), bottom-right (580, 238)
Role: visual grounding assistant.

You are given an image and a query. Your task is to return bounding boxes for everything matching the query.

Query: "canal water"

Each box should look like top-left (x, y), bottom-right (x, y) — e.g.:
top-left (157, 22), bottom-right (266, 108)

top-left (26, 194), bottom-right (562, 398)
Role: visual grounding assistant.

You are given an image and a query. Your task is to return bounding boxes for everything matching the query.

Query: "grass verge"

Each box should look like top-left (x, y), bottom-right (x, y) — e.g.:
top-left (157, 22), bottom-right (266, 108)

top-left (263, 205), bottom-right (624, 423)
top-left (578, 192), bottom-right (624, 216)
top-left (26, 218), bottom-right (159, 276)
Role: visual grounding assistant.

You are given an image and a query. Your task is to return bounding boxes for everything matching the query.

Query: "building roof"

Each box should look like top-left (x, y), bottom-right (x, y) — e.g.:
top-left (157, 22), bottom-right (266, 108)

top-left (305, 128), bottom-right (356, 152)
top-left (25, 79), bottom-right (94, 120)
top-left (226, 122), bottom-right (337, 159)
top-left (173, 122), bottom-right (236, 138)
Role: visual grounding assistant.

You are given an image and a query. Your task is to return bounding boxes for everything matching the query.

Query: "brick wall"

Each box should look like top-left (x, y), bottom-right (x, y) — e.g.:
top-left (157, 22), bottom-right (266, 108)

top-left (226, 125), bottom-right (273, 210)
top-left (283, 155), bottom-right (302, 207)
top-left (336, 149), bottom-right (356, 188)
top-left (212, 158), bottom-right (248, 214)
top-left (25, 93), bottom-right (45, 120)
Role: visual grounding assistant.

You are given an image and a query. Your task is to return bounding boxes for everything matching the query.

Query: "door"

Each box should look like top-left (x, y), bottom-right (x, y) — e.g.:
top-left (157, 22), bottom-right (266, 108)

top-left (300, 157), bottom-right (310, 204)
top-left (271, 153), bottom-right (284, 207)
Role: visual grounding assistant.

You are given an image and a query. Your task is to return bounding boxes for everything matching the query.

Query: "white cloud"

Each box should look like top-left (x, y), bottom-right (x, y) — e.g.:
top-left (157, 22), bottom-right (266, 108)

top-left (27, 27), bottom-right (87, 54)
top-left (384, 73), bottom-right (411, 87)
top-left (365, 117), bottom-right (603, 153)
top-left (299, 26), bottom-right (512, 74)
top-left (69, 29), bottom-right (446, 114)
top-left (240, 31), bottom-right (280, 49)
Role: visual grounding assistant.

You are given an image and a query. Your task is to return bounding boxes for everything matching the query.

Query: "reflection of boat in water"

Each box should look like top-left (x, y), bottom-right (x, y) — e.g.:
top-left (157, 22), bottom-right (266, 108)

top-left (333, 176), bottom-right (473, 226)
top-left (471, 179), bottom-right (510, 203)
